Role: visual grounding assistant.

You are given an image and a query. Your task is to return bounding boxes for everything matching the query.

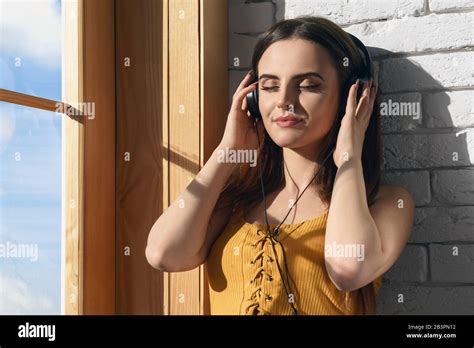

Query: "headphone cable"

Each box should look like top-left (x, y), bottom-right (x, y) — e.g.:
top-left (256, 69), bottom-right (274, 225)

top-left (253, 118), bottom-right (335, 315)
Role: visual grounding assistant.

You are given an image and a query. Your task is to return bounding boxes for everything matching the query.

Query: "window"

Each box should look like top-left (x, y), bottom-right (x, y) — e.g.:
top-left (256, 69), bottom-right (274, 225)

top-left (0, 0), bottom-right (62, 314)
top-left (0, 0), bottom-right (61, 100)
top-left (1, 0), bottom-right (228, 315)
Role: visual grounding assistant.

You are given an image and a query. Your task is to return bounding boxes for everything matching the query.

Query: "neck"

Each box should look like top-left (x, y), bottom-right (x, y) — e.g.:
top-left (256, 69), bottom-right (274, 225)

top-left (282, 141), bottom-right (323, 196)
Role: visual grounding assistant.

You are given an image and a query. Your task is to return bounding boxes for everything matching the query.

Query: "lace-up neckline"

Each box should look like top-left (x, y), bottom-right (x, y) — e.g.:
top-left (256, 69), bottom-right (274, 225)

top-left (241, 207), bottom-right (329, 229)
top-left (206, 205), bottom-right (383, 315)
top-left (239, 207), bottom-right (330, 315)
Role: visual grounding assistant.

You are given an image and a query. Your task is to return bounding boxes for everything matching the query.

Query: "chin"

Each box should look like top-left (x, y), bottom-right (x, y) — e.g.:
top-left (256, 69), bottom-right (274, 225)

top-left (269, 133), bottom-right (305, 148)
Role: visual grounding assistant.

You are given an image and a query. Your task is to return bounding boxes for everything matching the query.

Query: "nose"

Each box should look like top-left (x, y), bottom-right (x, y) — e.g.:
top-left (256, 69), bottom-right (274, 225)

top-left (276, 83), bottom-right (296, 111)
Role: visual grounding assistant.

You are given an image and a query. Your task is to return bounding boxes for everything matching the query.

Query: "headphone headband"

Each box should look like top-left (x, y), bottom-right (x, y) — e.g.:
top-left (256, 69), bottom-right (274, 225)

top-left (346, 32), bottom-right (373, 81)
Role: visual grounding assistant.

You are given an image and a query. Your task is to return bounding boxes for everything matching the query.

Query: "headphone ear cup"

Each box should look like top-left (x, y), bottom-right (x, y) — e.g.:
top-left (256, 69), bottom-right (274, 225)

top-left (246, 86), bottom-right (262, 121)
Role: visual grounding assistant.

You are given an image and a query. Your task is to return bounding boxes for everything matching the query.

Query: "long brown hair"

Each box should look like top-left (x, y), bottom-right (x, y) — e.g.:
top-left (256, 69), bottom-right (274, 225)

top-left (220, 16), bottom-right (382, 315)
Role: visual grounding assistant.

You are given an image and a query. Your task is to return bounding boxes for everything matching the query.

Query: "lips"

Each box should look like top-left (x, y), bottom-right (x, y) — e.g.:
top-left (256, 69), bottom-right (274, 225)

top-left (274, 114), bottom-right (303, 128)
top-left (274, 115), bottom-right (302, 122)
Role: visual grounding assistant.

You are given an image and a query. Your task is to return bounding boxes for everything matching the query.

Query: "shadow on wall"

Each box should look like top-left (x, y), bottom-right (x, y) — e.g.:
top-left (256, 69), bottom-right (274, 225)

top-left (369, 47), bottom-right (474, 315)
top-left (228, 2), bottom-right (474, 314)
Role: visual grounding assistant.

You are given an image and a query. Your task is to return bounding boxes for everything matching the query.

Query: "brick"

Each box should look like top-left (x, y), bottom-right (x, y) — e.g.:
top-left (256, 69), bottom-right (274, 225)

top-left (229, 1), bottom-right (275, 33)
top-left (383, 131), bottom-right (474, 169)
top-left (384, 245), bottom-right (428, 282)
top-left (430, 0), bottom-right (474, 12)
top-left (279, 0), bottom-right (425, 26)
top-left (378, 93), bottom-right (422, 133)
top-left (424, 90), bottom-right (474, 128)
top-left (411, 206), bottom-right (474, 243)
top-left (381, 171), bottom-right (430, 206)
top-left (373, 61), bottom-right (380, 86)
top-left (432, 169), bottom-right (474, 205)
top-left (379, 52), bottom-right (474, 93)
top-left (377, 285), bottom-right (474, 314)
top-left (430, 244), bottom-right (474, 283)
top-left (228, 33), bottom-right (258, 69)
top-left (346, 13), bottom-right (474, 55)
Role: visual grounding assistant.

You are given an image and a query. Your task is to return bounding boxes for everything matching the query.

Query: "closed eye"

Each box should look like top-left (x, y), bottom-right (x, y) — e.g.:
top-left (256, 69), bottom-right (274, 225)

top-left (261, 85), bottom-right (321, 91)
top-left (260, 86), bottom-right (278, 91)
top-left (300, 85), bottom-right (320, 90)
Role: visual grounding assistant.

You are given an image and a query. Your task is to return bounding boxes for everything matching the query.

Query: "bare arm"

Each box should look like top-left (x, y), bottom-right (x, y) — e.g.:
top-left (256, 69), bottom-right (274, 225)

top-left (146, 70), bottom-right (261, 272)
top-left (324, 158), bottom-right (414, 291)
top-left (326, 80), bottom-right (414, 291)
top-left (145, 145), bottom-right (237, 272)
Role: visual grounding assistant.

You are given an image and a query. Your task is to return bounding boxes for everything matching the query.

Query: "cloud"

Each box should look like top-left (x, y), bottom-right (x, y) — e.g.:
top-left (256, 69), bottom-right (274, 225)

top-left (0, 103), bottom-right (62, 197)
top-left (0, 0), bottom-right (61, 69)
top-left (0, 272), bottom-right (55, 314)
top-left (0, 105), bottom-right (16, 155)
top-left (0, 57), bottom-right (15, 89)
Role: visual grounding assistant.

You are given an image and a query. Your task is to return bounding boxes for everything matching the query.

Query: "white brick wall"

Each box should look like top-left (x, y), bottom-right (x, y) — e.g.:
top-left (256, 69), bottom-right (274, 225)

top-left (347, 13), bottom-right (473, 54)
top-left (280, 0), bottom-right (426, 25)
top-left (379, 52), bottom-right (473, 92)
top-left (228, 0), bottom-right (474, 314)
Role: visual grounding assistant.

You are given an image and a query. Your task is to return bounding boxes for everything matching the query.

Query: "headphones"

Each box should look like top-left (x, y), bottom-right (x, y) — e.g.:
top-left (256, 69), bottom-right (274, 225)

top-left (245, 32), bottom-right (373, 123)
top-left (244, 33), bottom-right (373, 315)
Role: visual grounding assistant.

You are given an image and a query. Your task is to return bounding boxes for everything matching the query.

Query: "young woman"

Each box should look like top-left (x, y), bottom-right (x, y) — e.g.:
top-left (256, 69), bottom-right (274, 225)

top-left (146, 16), bottom-right (415, 315)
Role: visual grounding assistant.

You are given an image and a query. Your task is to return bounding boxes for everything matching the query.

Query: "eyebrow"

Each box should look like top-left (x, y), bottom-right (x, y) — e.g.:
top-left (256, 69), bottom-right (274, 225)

top-left (258, 72), bottom-right (325, 82)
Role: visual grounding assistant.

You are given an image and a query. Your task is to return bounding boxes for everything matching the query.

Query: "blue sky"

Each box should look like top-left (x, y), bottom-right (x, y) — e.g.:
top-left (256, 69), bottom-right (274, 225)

top-left (0, 0), bottom-right (62, 314)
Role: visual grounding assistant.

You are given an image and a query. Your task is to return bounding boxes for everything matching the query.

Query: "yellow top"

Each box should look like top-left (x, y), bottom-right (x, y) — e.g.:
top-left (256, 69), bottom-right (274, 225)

top-left (206, 206), bottom-right (383, 315)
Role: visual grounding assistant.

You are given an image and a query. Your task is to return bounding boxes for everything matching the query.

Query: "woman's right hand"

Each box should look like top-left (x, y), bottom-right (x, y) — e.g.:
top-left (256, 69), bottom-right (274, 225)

top-left (219, 71), bottom-right (264, 151)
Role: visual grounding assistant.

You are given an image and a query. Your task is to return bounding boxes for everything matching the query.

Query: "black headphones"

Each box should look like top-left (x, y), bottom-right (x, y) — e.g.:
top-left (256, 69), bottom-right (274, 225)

top-left (245, 32), bottom-right (373, 122)
top-left (244, 33), bottom-right (373, 315)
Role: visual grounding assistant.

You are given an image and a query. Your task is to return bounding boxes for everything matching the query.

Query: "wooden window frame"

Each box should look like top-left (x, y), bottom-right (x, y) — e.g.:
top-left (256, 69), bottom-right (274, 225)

top-left (159, 0), bottom-right (229, 315)
top-left (115, 0), bottom-right (228, 315)
top-left (64, 0), bottom-right (116, 315)
top-left (1, 0), bottom-right (227, 315)
top-left (0, 0), bottom-right (113, 315)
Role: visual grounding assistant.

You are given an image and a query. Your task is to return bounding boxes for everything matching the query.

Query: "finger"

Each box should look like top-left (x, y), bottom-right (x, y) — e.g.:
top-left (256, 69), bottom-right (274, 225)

top-left (363, 82), bottom-right (377, 116)
top-left (345, 79), bottom-right (359, 118)
top-left (364, 85), bottom-right (378, 125)
top-left (359, 85), bottom-right (377, 128)
top-left (371, 84), bottom-right (377, 100)
top-left (231, 82), bottom-right (257, 111)
top-left (241, 92), bottom-right (248, 111)
top-left (234, 71), bottom-right (255, 96)
top-left (355, 81), bottom-right (371, 117)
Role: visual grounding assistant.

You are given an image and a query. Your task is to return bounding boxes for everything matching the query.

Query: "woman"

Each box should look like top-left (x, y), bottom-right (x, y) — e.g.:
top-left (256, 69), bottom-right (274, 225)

top-left (146, 16), bottom-right (414, 315)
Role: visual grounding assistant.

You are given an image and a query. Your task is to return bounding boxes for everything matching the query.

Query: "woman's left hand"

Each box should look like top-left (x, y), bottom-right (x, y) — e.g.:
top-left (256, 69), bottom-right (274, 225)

top-left (333, 79), bottom-right (377, 168)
